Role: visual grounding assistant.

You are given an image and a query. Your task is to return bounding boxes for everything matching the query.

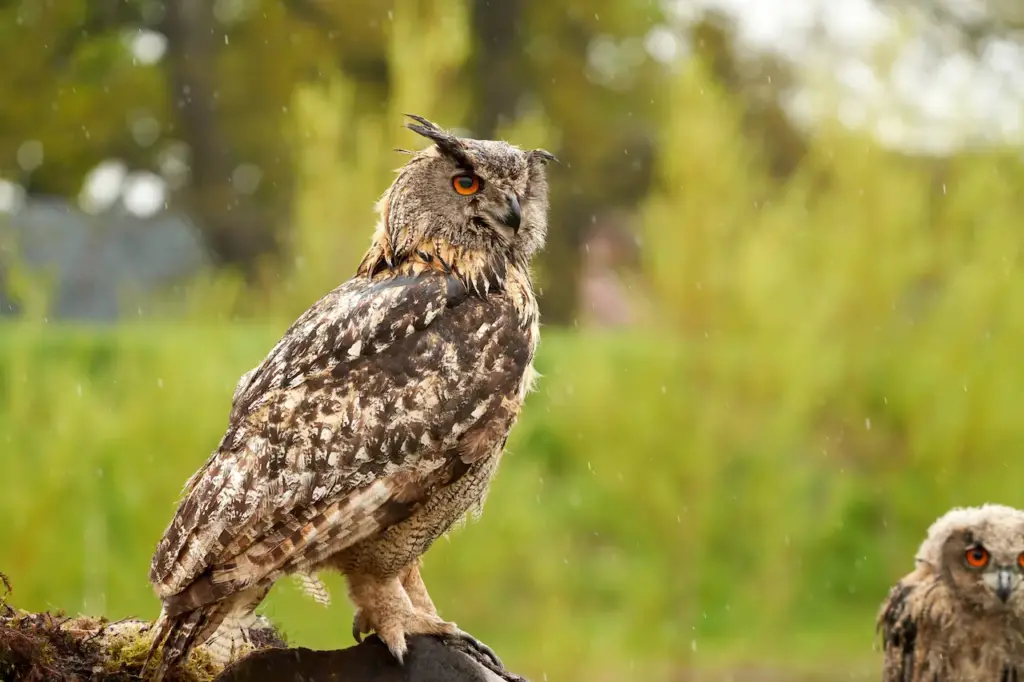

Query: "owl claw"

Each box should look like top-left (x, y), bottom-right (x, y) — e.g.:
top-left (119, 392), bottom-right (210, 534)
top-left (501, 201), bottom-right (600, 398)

top-left (351, 609), bottom-right (371, 644)
top-left (446, 631), bottom-right (528, 681)
top-left (444, 629), bottom-right (504, 671)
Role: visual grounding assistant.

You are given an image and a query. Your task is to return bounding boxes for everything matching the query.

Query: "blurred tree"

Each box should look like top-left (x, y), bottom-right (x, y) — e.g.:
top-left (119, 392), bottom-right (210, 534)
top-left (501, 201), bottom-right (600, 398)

top-left (508, 1), bottom-right (661, 323)
top-left (0, 2), bottom-right (166, 196)
top-left (161, 0), bottom-right (274, 270)
top-left (0, 1), bottom-right (346, 275)
top-left (467, 0), bottom-right (526, 137)
top-left (280, 0), bottom-right (394, 118)
top-left (0, 0), bottom-right (822, 325)
top-left (687, 12), bottom-right (807, 182)
top-left (880, 0), bottom-right (1024, 50)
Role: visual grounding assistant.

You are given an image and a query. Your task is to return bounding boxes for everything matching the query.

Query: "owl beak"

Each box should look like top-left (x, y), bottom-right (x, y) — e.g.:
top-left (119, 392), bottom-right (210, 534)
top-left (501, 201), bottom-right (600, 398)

top-left (500, 192), bottom-right (522, 234)
top-left (996, 568), bottom-right (1014, 603)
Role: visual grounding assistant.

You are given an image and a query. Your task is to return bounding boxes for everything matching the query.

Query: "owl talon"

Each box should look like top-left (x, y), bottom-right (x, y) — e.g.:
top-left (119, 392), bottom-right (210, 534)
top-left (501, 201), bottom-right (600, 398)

top-left (444, 629), bottom-right (504, 670)
top-left (351, 609), bottom-right (371, 644)
top-left (446, 631), bottom-right (528, 680)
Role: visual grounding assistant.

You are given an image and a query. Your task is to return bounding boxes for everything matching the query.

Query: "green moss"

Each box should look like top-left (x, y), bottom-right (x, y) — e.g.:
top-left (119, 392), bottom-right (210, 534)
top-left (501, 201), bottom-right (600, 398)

top-left (0, 610), bottom-right (224, 682)
top-left (101, 627), bottom-right (218, 682)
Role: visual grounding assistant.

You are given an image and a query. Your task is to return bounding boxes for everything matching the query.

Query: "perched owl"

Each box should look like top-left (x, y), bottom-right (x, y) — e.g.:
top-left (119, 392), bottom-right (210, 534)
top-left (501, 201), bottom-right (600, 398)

top-left (878, 504), bottom-right (1024, 681)
top-left (144, 115), bottom-right (555, 680)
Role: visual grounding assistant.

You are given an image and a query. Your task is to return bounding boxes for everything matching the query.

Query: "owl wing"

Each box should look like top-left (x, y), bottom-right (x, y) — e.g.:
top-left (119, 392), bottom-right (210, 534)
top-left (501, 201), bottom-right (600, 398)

top-left (149, 271), bottom-right (532, 614)
top-left (877, 565), bottom-right (936, 682)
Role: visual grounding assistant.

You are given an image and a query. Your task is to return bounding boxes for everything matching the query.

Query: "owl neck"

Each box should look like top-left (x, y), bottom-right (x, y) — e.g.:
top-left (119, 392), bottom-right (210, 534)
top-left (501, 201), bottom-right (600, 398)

top-left (356, 237), bottom-right (534, 303)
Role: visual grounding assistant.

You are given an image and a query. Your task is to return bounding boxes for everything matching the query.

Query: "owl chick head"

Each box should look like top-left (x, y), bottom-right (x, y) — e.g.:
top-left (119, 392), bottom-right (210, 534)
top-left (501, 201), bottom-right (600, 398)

top-left (916, 504), bottom-right (1024, 613)
top-left (374, 114), bottom-right (556, 269)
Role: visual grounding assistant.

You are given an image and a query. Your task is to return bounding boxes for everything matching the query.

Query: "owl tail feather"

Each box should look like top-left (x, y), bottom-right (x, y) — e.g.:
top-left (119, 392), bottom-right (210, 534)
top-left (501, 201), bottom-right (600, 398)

top-left (142, 606), bottom-right (218, 682)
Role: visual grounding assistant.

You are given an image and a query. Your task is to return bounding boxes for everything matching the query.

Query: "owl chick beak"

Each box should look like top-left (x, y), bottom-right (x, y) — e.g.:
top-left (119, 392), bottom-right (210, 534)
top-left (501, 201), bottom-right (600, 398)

top-left (986, 567), bottom-right (1017, 603)
top-left (997, 568), bottom-right (1015, 603)
top-left (500, 192), bottom-right (522, 234)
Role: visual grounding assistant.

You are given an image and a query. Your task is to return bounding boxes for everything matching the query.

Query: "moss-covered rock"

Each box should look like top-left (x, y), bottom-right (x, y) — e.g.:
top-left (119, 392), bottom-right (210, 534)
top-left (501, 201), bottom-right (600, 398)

top-left (0, 576), bottom-right (283, 682)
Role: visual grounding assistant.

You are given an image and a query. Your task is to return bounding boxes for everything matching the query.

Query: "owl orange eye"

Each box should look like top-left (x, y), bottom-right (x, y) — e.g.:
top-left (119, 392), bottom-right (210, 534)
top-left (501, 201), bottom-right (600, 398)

top-left (452, 173), bottom-right (481, 196)
top-left (1018, 552), bottom-right (1024, 569)
top-left (966, 547), bottom-right (990, 568)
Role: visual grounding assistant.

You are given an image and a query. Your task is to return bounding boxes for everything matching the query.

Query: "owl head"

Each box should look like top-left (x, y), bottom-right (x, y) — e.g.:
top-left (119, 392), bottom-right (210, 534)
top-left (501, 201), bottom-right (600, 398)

top-left (373, 115), bottom-right (556, 270)
top-left (917, 504), bottom-right (1024, 614)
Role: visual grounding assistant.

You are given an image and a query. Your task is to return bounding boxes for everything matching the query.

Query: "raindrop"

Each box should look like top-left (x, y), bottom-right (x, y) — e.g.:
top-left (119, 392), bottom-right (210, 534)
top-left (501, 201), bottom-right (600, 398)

top-left (76, 384), bottom-right (83, 397)
top-left (157, 378), bottom-right (164, 389)
top-left (865, 418), bottom-right (871, 430)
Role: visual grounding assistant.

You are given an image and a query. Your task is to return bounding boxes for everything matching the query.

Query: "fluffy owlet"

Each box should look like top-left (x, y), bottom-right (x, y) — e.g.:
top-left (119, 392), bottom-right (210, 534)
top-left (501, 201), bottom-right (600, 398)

top-left (878, 504), bottom-right (1024, 681)
top-left (144, 115), bottom-right (556, 680)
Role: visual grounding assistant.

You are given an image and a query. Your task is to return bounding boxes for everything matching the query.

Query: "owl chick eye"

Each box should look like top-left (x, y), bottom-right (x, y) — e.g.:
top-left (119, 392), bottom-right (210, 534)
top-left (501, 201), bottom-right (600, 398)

top-left (966, 546), bottom-right (990, 568)
top-left (452, 173), bottom-right (482, 196)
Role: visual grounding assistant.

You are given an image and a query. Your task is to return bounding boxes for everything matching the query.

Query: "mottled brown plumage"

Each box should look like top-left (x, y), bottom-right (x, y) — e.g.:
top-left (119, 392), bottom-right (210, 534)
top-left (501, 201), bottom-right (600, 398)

top-left (878, 504), bottom-right (1024, 681)
top-left (145, 115), bottom-right (555, 680)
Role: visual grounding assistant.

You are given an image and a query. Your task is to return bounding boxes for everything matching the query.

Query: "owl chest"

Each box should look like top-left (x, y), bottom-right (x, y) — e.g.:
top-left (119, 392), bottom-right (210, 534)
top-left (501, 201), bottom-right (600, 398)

top-left (343, 455), bottom-right (503, 577)
top-left (923, 626), bottom-right (1024, 679)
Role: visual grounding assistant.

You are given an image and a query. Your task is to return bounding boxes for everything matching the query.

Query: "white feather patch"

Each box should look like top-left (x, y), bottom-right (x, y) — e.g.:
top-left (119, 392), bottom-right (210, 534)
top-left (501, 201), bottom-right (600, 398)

top-left (293, 573), bottom-right (332, 606)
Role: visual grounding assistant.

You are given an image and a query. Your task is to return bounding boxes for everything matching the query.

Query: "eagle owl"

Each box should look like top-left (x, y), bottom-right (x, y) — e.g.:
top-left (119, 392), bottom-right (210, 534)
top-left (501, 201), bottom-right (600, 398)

top-left (145, 115), bottom-right (555, 680)
top-left (878, 504), bottom-right (1024, 681)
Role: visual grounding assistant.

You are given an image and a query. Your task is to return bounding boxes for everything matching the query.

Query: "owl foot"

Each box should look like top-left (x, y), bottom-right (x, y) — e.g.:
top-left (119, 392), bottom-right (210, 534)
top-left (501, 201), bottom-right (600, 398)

top-left (347, 574), bottom-right (517, 676)
top-left (374, 611), bottom-right (457, 663)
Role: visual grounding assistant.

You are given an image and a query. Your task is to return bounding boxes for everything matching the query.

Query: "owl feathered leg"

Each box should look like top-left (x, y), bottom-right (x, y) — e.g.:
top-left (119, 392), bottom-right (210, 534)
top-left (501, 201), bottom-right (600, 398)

top-left (348, 566), bottom-right (505, 672)
top-left (348, 572), bottom-right (447, 661)
top-left (352, 560), bottom-right (437, 641)
top-left (397, 562), bottom-right (505, 670)
top-left (400, 560), bottom-right (439, 616)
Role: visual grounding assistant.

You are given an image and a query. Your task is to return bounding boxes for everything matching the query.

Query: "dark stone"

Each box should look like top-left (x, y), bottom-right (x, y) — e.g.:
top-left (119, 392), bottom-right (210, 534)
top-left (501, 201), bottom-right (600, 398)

top-left (215, 635), bottom-right (517, 682)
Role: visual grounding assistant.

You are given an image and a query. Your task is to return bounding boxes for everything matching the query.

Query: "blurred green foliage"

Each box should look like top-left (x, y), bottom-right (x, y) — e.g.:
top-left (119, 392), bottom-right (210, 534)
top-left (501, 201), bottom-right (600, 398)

top-left (3, 2), bottom-right (1024, 681)
top-left (0, 0), bottom-right (663, 313)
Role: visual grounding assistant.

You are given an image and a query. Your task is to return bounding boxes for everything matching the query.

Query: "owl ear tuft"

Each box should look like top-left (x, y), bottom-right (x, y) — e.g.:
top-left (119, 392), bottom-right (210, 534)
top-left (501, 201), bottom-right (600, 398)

top-left (529, 148), bottom-right (559, 165)
top-left (403, 114), bottom-right (471, 167)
